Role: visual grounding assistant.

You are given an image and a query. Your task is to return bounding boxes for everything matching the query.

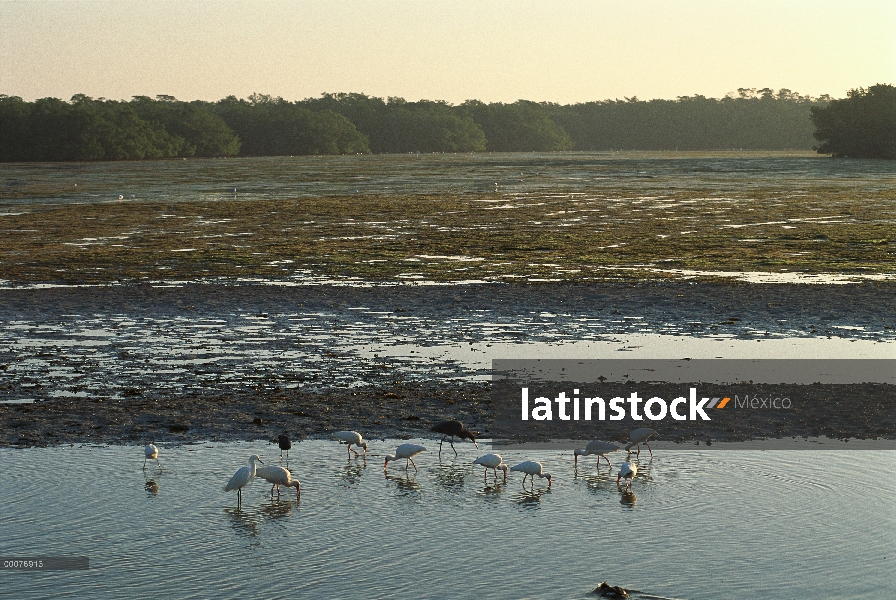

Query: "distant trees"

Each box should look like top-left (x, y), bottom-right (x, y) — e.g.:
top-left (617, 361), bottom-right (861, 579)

top-left (0, 88), bottom-right (840, 161)
top-left (810, 84), bottom-right (896, 159)
top-left (0, 94), bottom-right (237, 161)
top-left (211, 94), bottom-right (369, 155)
top-left (459, 100), bottom-right (572, 151)
top-left (302, 94), bottom-right (485, 153)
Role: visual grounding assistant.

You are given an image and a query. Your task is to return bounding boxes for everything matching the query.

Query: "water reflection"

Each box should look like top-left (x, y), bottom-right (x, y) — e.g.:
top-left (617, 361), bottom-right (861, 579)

top-left (511, 486), bottom-right (551, 508)
top-left (384, 472), bottom-right (422, 497)
top-left (144, 475), bottom-right (160, 496)
top-left (433, 459), bottom-right (467, 491)
top-left (575, 469), bottom-right (616, 494)
top-left (224, 507), bottom-right (260, 539)
top-left (338, 457), bottom-right (367, 485)
top-left (630, 457), bottom-right (654, 484)
top-left (618, 486), bottom-right (637, 508)
top-left (475, 482), bottom-right (506, 503)
top-left (259, 498), bottom-right (295, 521)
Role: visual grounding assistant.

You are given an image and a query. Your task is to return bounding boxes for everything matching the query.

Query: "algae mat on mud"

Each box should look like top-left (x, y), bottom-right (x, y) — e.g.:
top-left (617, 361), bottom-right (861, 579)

top-left (1, 187), bottom-right (893, 284)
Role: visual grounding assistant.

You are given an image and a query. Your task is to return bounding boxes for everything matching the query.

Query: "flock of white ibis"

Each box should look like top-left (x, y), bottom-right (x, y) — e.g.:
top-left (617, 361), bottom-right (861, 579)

top-left (145, 424), bottom-right (658, 505)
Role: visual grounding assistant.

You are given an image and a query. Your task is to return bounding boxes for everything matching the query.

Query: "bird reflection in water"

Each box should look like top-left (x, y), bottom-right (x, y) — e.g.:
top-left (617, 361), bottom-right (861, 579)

top-left (618, 485), bottom-right (637, 508)
top-left (259, 497), bottom-right (295, 521)
top-left (384, 472), bottom-right (422, 496)
top-left (576, 469), bottom-right (616, 494)
top-left (224, 507), bottom-right (260, 539)
top-left (511, 486), bottom-right (551, 507)
top-left (144, 475), bottom-right (160, 496)
top-left (476, 481), bottom-right (505, 502)
top-left (339, 456), bottom-right (366, 485)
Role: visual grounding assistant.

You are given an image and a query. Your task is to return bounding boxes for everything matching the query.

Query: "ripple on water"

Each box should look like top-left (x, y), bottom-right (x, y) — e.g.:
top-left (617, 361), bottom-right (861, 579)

top-left (3, 441), bottom-right (893, 599)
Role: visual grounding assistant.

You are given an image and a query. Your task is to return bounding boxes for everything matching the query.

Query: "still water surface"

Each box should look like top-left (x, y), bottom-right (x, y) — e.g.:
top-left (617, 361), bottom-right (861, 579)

top-left (1, 441), bottom-right (894, 599)
top-left (3, 152), bottom-right (895, 207)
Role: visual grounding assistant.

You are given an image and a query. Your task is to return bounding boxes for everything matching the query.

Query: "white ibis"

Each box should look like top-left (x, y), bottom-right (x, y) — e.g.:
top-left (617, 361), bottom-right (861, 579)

top-left (625, 428), bottom-right (657, 457)
top-left (617, 459), bottom-right (638, 487)
top-left (473, 453), bottom-right (508, 481)
top-left (384, 443), bottom-right (427, 472)
top-left (430, 420), bottom-right (478, 456)
top-left (332, 430), bottom-right (368, 457)
top-left (573, 440), bottom-right (621, 469)
top-left (510, 460), bottom-right (552, 487)
top-left (256, 465), bottom-right (301, 499)
top-left (223, 454), bottom-right (263, 505)
top-left (278, 433), bottom-right (291, 461)
top-left (143, 443), bottom-right (161, 470)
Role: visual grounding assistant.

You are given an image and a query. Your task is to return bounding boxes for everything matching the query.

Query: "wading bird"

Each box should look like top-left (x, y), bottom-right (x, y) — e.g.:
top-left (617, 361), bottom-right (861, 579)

top-left (473, 453), bottom-right (508, 481)
top-left (510, 461), bottom-right (553, 487)
top-left (384, 444), bottom-right (427, 472)
top-left (573, 440), bottom-right (621, 469)
top-left (332, 430), bottom-right (368, 457)
top-left (625, 428), bottom-right (657, 457)
top-left (617, 459), bottom-right (638, 487)
top-left (430, 420), bottom-right (478, 456)
top-left (143, 443), bottom-right (161, 470)
top-left (223, 455), bottom-right (263, 505)
top-left (255, 465), bottom-right (301, 499)
top-left (278, 433), bottom-right (291, 462)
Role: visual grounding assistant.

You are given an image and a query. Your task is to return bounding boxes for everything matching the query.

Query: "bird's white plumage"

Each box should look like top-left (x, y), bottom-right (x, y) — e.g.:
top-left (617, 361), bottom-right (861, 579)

top-left (143, 443), bottom-right (161, 469)
top-left (384, 443), bottom-right (427, 471)
top-left (473, 453), bottom-right (506, 469)
top-left (332, 430), bottom-right (368, 456)
top-left (332, 430), bottom-right (364, 445)
top-left (626, 428), bottom-right (656, 448)
top-left (388, 443), bottom-right (426, 460)
top-left (256, 465), bottom-right (300, 498)
top-left (474, 453), bottom-right (508, 480)
top-left (510, 460), bottom-right (552, 486)
top-left (573, 440), bottom-right (620, 465)
top-left (223, 455), bottom-right (263, 492)
top-left (617, 461), bottom-right (638, 485)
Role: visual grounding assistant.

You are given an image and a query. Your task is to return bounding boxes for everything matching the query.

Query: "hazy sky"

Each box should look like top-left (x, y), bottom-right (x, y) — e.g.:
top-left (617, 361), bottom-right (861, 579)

top-left (1, 1), bottom-right (893, 104)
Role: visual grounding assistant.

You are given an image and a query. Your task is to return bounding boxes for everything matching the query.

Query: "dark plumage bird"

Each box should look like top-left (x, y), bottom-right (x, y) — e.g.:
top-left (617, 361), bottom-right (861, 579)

top-left (430, 420), bottom-right (479, 456)
top-left (278, 433), bottom-right (291, 462)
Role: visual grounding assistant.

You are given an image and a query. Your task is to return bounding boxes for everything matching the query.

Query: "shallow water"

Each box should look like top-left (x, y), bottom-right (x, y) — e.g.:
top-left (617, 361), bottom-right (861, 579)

top-left (1, 284), bottom-right (893, 402)
top-left (2, 152), bottom-right (894, 208)
top-left (1, 441), bottom-right (893, 599)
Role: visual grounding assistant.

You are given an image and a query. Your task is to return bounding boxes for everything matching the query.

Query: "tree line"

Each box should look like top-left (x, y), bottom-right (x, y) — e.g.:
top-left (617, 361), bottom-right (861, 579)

top-left (0, 87), bottom-right (882, 161)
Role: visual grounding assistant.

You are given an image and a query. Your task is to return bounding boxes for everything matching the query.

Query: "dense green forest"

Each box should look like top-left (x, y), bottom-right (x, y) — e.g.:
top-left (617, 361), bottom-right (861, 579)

top-left (810, 84), bottom-right (896, 159)
top-left (0, 88), bottom-right (839, 161)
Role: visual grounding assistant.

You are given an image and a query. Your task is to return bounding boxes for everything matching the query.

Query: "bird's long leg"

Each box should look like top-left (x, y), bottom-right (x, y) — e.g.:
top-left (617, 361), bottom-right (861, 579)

top-left (347, 444), bottom-right (352, 458)
top-left (237, 488), bottom-right (242, 505)
top-left (646, 442), bottom-right (653, 457)
top-left (450, 436), bottom-right (457, 456)
top-left (143, 458), bottom-right (147, 469)
top-left (270, 483), bottom-right (275, 495)
top-left (603, 455), bottom-right (611, 467)
top-left (410, 457), bottom-right (419, 472)
top-left (438, 436), bottom-right (445, 456)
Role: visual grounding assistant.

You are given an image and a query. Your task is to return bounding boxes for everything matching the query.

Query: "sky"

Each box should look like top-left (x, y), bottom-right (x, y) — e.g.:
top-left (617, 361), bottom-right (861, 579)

top-left (1, 1), bottom-right (894, 105)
